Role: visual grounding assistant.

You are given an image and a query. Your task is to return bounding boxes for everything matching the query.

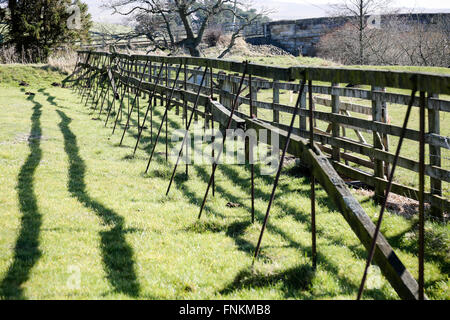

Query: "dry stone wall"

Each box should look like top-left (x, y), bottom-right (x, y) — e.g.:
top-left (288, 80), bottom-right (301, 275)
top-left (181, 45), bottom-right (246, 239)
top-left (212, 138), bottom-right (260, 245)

top-left (260, 13), bottom-right (450, 56)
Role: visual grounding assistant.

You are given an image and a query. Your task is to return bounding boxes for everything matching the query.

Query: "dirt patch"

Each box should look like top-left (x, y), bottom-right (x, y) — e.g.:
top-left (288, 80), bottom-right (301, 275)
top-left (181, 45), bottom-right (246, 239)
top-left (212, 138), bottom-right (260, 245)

top-left (246, 44), bottom-right (293, 57)
top-left (0, 133), bottom-right (49, 146)
top-left (354, 188), bottom-right (437, 219)
top-left (14, 133), bottom-right (48, 143)
top-left (283, 155), bottom-right (298, 168)
top-left (199, 36), bottom-right (294, 58)
top-left (226, 202), bottom-right (241, 208)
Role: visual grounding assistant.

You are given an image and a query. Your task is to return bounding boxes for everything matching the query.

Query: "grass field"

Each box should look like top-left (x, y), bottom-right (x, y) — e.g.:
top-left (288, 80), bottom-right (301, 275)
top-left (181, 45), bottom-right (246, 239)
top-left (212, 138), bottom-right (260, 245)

top-left (0, 64), bottom-right (448, 300)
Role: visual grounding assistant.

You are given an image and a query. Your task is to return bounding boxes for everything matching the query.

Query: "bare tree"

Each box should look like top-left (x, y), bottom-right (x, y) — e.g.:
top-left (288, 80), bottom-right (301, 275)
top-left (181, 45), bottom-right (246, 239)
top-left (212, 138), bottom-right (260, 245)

top-left (329, 0), bottom-right (394, 64)
top-left (317, 22), bottom-right (360, 65)
top-left (318, 13), bottom-right (450, 67)
top-left (394, 14), bottom-right (450, 67)
top-left (105, 0), bottom-right (269, 57)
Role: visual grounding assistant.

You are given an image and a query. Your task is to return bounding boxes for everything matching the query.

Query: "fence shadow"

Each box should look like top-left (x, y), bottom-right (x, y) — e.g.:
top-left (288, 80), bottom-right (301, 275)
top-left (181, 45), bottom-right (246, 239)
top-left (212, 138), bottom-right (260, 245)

top-left (0, 95), bottom-right (43, 300)
top-left (219, 264), bottom-right (315, 299)
top-left (56, 110), bottom-right (140, 297)
top-left (187, 165), bottom-right (387, 299)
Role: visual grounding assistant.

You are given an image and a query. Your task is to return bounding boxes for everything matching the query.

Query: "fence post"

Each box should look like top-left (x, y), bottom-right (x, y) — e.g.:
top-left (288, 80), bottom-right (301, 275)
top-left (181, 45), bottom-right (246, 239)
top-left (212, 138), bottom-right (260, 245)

top-left (153, 64), bottom-right (158, 108)
top-left (372, 86), bottom-right (385, 203)
top-left (232, 73), bottom-right (240, 112)
top-left (220, 74), bottom-right (233, 110)
top-left (331, 83), bottom-right (341, 162)
top-left (160, 64), bottom-right (165, 106)
top-left (273, 81), bottom-right (280, 123)
top-left (428, 93), bottom-right (443, 218)
top-left (192, 70), bottom-right (199, 122)
top-left (299, 82), bottom-right (307, 131)
top-left (250, 76), bottom-right (258, 117)
top-left (381, 88), bottom-right (390, 177)
top-left (204, 70), bottom-right (209, 130)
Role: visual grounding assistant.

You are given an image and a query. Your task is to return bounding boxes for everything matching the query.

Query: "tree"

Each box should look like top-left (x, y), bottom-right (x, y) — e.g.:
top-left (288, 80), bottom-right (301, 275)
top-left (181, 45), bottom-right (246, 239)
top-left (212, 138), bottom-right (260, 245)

top-left (2, 0), bottom-right (92, 62)
top-left (0, 4), bottom-right (7, 43)
top-left (107, 0), bottom-right (270, 57)
top-left (329, 0), bottom-right (393, 65)
top-left (394, 14), bottom-right (450, 67)
top-left (317, 13), bottom-right (450, 67)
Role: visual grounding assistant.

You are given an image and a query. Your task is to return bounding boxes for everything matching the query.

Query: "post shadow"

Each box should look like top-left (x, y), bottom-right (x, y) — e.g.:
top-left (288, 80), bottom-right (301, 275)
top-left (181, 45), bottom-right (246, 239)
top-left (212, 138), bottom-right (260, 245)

top-left (56, 110), bottom-right (140, 297)
top-left (0, 95), bottom-right (43, 300)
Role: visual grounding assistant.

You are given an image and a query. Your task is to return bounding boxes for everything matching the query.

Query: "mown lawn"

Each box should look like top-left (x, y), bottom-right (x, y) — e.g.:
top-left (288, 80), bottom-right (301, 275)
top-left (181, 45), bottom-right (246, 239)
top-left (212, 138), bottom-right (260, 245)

top-left (0, 64), bottom-right (448, 300)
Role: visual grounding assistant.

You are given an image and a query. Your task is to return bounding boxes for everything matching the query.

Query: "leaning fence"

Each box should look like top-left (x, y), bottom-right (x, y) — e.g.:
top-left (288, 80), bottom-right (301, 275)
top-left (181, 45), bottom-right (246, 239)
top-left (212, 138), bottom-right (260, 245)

top-left (66, 50), bottom-right (450, 300)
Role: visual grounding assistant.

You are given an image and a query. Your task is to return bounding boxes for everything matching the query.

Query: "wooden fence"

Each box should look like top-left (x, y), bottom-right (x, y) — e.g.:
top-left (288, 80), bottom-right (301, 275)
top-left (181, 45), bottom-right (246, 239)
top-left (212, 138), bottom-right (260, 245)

top-left (76, 51), bottom-right (449, 216)
top-left (69, 50), bottom-right (450, 300)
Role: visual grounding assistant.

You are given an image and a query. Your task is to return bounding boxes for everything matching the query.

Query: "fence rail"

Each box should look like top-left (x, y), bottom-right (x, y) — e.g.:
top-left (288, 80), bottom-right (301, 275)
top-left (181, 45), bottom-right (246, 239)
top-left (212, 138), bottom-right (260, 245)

top-left (78, 51), bottom-right (450, 214)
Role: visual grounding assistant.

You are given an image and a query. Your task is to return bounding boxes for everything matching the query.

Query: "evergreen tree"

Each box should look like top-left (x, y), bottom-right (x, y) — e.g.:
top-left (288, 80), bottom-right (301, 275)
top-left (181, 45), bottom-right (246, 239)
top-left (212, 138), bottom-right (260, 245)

top-left (6, 0), bottom-right (91, 62)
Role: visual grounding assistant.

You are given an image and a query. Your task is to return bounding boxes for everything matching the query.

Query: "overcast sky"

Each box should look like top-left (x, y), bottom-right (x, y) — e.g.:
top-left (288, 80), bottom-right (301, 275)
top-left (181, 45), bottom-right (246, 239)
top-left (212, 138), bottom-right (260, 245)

top-left (85, 0), bottom-right (450, 24)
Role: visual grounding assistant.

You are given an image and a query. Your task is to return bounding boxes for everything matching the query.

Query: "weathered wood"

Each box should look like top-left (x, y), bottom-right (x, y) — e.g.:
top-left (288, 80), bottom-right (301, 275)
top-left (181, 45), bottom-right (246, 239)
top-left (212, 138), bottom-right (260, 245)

top-left (291, 66), bottom-right (450, 95)
top-left (250, 74), bottom-right (258, 117)
top-left (111, 62), bottom-right (450, 184)
top-left (428, 93), bottom-right (443, 218)
top-left (269, 121), bottom-right (450, 183)
top-left (122, 57), bottom-right (450, 114)
top-left (204, 87), bottom-right (449, 149)
top-left (219, 74), bottom-right (234, 127)
top-left (81, 51), bottom-right (450, 94)
top-left (309, 110), bottom-right (449, 150)
top-left (244, 118), bottom-right (421, 300)
top-left (77, 50), bottom-right (450, 300)
top-left (315, 96), bottom-right (372, 115)
top-left (372, 86), bottom-right (386, 202)
top-left (333, 161), bottom-right (450, 213)
top-left (273, 81), bottom-right (280, 123)
top-left (209, 100), bottom-right (245, 130)
top-left (300, 83), bottom-right (307, 131)
top-left (331, 83), bottom-right (341, 162)
top-left (87, 52), bottom-right (450, 212)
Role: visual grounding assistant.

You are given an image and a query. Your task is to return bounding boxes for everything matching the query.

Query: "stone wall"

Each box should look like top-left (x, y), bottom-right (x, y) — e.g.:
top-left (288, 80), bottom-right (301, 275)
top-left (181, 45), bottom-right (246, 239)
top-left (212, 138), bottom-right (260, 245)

top-left (261, 13), bottom-right (450, 56)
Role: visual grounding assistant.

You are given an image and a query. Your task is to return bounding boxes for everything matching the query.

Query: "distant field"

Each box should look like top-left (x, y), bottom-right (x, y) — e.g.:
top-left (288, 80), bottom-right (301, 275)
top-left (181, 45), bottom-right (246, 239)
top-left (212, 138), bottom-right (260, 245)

top-left (90, 22), bottom-right (133, 35)
top-left (0, 65), bottom-right (448, 300)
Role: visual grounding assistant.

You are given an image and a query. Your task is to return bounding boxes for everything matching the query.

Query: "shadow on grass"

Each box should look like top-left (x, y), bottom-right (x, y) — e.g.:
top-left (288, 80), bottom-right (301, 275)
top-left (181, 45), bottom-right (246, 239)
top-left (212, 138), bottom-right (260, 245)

top-left (56, 110), bottom-right (140, 297)
top-left (71, 86), bottom-right (393, 299)
top-left (187, 165), bottom-right (388, 299)
top-left (0, 95), bottom-right (43, 300)
top-left (219, 264), bottom-right (315, 299)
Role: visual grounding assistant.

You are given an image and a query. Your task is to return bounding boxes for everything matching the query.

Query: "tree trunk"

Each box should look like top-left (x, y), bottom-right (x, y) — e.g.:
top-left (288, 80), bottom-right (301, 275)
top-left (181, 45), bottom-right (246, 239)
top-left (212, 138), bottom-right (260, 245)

top-left (359, 0), bottom-right (364, 64)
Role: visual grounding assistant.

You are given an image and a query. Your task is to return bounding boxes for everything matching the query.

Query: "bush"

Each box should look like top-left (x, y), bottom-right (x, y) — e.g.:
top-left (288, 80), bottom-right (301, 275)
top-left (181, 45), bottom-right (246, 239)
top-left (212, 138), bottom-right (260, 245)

top-left (204, 28), bottom-right (224, 47)
top-left (0, 44), bottom-right (77, 75)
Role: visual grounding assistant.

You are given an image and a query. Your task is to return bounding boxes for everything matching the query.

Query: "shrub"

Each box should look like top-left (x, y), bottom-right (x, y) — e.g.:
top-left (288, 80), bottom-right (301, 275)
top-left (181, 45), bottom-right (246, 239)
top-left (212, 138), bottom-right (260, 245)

top-left (204, 28), bottom-right (224, 47)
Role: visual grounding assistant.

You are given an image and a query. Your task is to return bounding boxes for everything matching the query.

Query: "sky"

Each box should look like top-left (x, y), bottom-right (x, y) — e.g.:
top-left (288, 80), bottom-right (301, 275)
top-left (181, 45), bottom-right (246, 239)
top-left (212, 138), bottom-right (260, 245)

top-left (84, 0), bottom-right (450, 24)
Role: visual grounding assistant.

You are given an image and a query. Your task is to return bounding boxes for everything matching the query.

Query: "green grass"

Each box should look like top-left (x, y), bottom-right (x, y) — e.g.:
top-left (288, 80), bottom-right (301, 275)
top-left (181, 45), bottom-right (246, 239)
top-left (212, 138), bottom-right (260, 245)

top-left (347, 64), bottom-right (450, 75)
top-left (229, 55), bottom-right (337, 67)
top-left (0, 65), bottom-right (448, 300)
top-left (90, 22), bottom-right (133, 35)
